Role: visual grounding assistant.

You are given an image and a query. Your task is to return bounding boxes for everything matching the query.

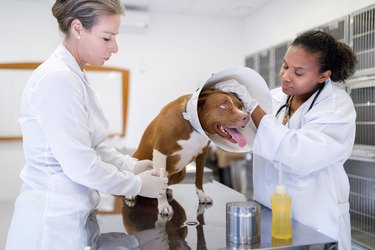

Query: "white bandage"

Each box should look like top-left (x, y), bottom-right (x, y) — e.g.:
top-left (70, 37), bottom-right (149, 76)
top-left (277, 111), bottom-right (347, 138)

top-left (153, 149), bottom-right (167, 177)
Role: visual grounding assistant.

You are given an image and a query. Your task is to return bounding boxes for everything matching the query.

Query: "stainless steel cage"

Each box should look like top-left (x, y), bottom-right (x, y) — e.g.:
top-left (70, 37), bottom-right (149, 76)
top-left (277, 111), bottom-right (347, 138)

top-left (245, 41), bottom-right (290, 89)
top-left (350, 5), bottom-right (375, 77)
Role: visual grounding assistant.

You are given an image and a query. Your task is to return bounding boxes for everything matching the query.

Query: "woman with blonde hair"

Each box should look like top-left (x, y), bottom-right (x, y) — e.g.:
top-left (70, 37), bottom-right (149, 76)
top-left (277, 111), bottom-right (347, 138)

top-left (6, 1), bottom-right (167, 249)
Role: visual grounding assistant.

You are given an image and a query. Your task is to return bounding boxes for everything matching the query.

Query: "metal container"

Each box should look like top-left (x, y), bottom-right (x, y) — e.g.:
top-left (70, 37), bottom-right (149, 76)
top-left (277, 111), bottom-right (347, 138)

top-left (226, 201), bottom-right (260, 246)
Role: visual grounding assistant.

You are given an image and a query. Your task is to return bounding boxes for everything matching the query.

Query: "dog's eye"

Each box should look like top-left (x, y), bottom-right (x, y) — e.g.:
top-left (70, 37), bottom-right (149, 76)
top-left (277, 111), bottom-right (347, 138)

top-left (219, 103), bottom-right (228, 109)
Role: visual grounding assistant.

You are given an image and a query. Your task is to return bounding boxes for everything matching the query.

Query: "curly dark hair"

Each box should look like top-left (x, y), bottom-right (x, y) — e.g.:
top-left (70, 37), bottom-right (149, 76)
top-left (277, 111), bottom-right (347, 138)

top-left (291, 30), bottom-right (357, 82)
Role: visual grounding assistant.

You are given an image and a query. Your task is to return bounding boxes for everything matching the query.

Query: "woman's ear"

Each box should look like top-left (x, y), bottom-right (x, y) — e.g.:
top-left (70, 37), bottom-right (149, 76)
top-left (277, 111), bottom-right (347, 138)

top-left (70, 19), bottom-right (83, 38)
top-left (319, 70), bottom-right (331, 83)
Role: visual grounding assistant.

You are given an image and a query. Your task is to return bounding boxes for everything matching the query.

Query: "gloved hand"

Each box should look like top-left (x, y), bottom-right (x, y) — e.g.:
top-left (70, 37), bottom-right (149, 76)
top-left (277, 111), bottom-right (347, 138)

top-left (133, 159), bottom-right (153, 175)
top-left (215, 79), bottom-right (258, 114)
top-left (123, 156), bottom-right (152, 174)
top-left (137, 169), bottom-right (168, 199)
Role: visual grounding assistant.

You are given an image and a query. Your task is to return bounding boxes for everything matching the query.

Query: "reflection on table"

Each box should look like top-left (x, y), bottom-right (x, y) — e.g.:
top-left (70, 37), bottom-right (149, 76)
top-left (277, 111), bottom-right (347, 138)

top-left (93, 180), bottom-right (338, 249)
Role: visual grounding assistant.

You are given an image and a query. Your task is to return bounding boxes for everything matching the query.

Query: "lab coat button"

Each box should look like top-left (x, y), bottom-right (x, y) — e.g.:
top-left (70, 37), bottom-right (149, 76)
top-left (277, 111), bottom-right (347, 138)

top-left (266, 179), bottom-right (271, 185)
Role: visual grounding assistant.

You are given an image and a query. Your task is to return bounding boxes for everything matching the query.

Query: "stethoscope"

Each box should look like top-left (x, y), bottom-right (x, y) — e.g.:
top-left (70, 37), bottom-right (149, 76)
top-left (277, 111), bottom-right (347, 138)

top-left (275, 83), bottom-right (325, 118)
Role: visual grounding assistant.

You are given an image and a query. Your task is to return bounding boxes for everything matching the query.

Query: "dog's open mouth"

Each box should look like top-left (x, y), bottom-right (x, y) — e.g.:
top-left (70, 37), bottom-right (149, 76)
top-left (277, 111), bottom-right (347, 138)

top-left (215, 124), bottom-right (248, 147)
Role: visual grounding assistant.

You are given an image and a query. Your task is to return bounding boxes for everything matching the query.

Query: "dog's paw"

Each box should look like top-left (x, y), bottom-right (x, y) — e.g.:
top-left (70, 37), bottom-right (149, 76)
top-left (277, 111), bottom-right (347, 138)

top-left (198, 195), bottom-right (213, 204)
top-left (123, 195), bottom-right (137, 207)
top-left (155, 213), bottom-right (169, 229)
top-left (196, 189), bottom-right (213, 204)
top-left (158, 202), bottom-right (174, 216)
top-left (124, 195), bottom-right (136, 201)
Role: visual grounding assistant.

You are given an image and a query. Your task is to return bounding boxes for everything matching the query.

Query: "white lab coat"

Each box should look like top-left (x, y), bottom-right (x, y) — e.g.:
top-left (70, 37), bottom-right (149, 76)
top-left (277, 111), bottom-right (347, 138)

top-left (252, 80), bottom-right (355, 250)
top-left (6, 45), bottom-right (142, 250)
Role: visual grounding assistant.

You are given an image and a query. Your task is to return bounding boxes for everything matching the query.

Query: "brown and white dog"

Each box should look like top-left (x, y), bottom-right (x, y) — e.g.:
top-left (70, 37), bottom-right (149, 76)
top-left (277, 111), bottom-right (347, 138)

top-left (132, 88), bottom-right (249, 215)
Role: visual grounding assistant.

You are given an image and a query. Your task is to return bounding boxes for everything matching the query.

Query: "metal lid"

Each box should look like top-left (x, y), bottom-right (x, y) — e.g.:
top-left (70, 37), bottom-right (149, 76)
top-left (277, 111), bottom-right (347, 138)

top-left (226, 201), bottom-right (260, 215)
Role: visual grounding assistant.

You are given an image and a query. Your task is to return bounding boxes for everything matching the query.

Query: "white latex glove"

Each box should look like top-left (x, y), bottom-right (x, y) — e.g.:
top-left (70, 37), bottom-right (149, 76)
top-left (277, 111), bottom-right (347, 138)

top-left (133, 159), bottom-right (153, 175)
top-left (137, 169), bottom-right (168, 199)
top-left (215, 79), bottom-right (258, 114)
top-left (123, 156), bottom-right (152, 174)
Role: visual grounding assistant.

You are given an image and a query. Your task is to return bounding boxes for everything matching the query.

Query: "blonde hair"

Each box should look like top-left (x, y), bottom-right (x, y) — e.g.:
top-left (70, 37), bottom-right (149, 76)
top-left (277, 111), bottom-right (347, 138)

top-left (52, 0), bottom-right (125, 35)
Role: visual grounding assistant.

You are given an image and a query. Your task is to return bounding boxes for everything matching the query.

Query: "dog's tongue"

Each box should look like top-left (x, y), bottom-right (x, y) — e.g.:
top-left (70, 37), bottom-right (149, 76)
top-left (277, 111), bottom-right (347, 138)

top-left (226, 128), bottom-right (248, 147)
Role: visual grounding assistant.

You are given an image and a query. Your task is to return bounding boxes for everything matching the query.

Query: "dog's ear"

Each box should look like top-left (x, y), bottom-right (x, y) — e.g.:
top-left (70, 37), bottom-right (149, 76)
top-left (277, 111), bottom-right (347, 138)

top-left (198, 95), bottom-right (207, 111)
top-left (198, 88), bottom-right (226, 109)
top-left (199, 88), bottom-right (221, 100)
top-left (201, 88), bottom-right (222, 95)
top-left (198, 89), bottom-right (216, 109)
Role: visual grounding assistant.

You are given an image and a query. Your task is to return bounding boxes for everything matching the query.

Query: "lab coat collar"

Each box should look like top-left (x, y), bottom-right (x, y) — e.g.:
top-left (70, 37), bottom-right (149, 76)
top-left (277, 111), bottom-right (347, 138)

top-left (273, 88), bottom-right (288, 105)
top-left (275, 78), bottom-right (333, 113)
top-left (303, 78), bottom-right (332, 110)
top-left (53, 44), bottom-right (110, 129)
top-left (53, 44), bottom-right (85, 79)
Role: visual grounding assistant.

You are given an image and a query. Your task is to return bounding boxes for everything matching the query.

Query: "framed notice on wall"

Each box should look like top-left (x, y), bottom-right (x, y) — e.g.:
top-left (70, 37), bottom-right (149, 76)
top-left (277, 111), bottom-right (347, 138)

top-left (0, 62), bottom-right (129, 141)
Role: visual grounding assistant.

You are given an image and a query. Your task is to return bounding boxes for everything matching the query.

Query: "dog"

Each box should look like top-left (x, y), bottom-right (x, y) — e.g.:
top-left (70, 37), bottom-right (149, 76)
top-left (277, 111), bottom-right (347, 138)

top-left (132, 88), bottom-right (250, 215)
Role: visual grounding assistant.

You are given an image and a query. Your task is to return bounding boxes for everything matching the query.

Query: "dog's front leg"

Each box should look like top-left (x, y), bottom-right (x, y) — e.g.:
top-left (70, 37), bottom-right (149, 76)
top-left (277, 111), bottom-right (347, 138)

top-left (153, 149), bottom-right (174, 216)
top-left (195, 149), bottom-right (213, 204)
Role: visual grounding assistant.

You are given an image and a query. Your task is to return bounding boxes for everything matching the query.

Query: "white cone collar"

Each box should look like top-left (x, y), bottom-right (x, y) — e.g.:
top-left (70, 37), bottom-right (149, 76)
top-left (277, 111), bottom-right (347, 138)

top-left (184, 67), bottom-right (272, 153)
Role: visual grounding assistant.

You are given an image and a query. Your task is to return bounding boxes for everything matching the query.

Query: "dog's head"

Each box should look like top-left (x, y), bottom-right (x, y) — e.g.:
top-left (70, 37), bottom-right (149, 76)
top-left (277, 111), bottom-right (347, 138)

top-left (197, 89), bottom-right (249, 147)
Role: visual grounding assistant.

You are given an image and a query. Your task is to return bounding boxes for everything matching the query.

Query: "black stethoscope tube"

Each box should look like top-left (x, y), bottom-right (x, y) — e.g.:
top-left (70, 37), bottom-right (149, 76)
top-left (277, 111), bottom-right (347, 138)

top-left (275, 83), bottom-right (325, 117)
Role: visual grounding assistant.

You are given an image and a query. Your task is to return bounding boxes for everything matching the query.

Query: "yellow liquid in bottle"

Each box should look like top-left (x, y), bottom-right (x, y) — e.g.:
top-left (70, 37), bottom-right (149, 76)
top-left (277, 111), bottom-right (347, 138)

top-left (271, 190), bottom-right (292, 240)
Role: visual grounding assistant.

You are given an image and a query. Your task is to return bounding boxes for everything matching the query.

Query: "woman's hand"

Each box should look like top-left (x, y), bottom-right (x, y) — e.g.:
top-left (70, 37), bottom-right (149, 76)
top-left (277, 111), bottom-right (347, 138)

top-left (137, 170), bottom-right (168, 199)
top-left (133, 159), bottom-right (153, 174)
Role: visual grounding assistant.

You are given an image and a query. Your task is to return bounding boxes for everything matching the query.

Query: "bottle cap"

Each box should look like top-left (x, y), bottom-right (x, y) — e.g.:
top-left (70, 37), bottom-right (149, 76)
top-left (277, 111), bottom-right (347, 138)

top-left (276, 185), bottom-right (286, 193)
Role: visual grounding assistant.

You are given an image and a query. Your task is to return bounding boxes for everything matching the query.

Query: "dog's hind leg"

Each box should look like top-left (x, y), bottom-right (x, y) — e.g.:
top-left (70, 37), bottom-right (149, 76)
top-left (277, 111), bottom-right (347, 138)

top-left (153, 149), bottom-right (174, 216)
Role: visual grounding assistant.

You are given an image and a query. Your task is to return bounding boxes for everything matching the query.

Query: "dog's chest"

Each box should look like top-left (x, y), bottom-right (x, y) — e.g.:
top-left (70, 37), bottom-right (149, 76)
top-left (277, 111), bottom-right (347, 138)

top-left (171, 131), bottom-right (209, 171)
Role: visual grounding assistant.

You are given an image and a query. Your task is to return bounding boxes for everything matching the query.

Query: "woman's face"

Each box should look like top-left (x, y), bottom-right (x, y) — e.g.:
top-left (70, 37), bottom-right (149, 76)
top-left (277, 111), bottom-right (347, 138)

top-left (78, 14), bottom-right (121, 67)
top-left (279, 45), bottom-right (328, 99)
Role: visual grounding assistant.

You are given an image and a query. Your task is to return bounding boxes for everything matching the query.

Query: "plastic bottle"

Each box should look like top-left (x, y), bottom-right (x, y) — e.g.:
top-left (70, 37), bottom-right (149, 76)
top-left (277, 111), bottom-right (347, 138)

top-left (271, 184), bottom-right (292, 240)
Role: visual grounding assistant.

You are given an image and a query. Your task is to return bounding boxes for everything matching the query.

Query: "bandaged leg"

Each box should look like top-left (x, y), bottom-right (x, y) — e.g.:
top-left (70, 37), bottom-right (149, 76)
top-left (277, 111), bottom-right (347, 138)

top-left (153, 149), bottom-right (173, 215)
top-left (153, 149), bottom-right (167, 177)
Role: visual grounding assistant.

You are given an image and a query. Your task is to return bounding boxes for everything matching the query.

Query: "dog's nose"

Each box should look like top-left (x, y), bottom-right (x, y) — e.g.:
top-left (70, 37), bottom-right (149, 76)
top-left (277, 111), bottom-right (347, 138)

top-left (242, 114), bottom-right (250, 125)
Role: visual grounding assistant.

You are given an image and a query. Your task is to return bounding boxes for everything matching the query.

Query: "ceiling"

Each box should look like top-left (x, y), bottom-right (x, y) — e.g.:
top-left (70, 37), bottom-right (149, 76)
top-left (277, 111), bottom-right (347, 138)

top-left (11, 0), bottom-right (274, 20)
top-left (123, 0), bottom-right (274, 19)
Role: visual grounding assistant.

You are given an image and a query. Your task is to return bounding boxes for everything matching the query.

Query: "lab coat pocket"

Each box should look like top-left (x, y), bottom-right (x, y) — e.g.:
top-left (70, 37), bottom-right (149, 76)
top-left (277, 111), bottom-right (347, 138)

top-left (283, 173), bottom-right (314, 188)
top-left (46, 172), bottom-right (99, 217)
